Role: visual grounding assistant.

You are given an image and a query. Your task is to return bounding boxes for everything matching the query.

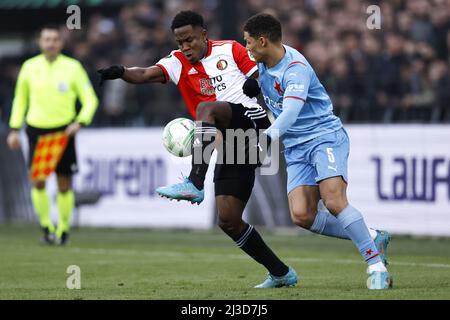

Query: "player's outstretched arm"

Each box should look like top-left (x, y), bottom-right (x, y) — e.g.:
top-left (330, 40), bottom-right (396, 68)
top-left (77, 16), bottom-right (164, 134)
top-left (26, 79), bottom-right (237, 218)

top-left (97, 65), bottom-right (166, 85)
top-left (122, 66), bottom-right (166, 84)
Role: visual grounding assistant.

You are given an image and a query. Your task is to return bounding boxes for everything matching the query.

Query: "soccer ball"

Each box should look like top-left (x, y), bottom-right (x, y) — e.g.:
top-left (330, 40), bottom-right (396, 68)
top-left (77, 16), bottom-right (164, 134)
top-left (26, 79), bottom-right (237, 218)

top-left (162, 117), bottom-right (195, 157)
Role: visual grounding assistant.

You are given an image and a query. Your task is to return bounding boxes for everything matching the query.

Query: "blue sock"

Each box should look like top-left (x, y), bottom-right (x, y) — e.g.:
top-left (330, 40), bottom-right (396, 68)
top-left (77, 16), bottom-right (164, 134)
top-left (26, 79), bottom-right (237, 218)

top-left (310, 210), bottom-right (350, 239)
top-left (336, 205), bottom-right (381, 266)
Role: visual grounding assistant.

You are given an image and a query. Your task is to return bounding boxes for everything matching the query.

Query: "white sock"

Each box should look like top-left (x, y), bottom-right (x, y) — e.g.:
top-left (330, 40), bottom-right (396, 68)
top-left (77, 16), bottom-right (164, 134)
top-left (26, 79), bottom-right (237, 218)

top-left (368, 228), bottom-right (378, 240)
top-left (368, 261), bottom-right (387, 273)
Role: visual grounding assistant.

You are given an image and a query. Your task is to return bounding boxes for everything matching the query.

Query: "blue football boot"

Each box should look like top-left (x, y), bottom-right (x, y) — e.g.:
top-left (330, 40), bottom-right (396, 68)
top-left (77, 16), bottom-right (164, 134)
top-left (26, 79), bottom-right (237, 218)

top-left (254, 267), bottom-right (298, 288)
top-left (367, 230), bottom-right (391, 274)
top-left (367, 271), bottom-right (393, 290)
top-left (156, 177), bottom-right (204, 204)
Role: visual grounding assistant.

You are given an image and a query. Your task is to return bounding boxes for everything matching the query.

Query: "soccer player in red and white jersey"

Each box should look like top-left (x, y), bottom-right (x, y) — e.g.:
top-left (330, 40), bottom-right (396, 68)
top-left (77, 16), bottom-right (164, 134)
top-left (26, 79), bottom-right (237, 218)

top-left (98, 11), bottom-right (297, 288)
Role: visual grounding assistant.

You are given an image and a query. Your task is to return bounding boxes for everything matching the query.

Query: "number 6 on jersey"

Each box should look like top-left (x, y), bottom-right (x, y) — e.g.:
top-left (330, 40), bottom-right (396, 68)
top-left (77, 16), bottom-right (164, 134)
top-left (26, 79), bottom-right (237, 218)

top-left (326, 147), bottom-right (335, 163)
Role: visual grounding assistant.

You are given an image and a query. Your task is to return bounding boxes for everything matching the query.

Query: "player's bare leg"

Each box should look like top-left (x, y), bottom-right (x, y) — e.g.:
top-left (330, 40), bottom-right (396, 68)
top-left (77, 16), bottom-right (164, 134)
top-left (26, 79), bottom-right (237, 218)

top-left (196, 101), bottom-right (233, 128)
top-left (157, 101), bottom-right (270, 203)
top-left (31, 179), bottom-right (55, 244)
top-left (157, 102), bottom-right (235, 203)
top-left (157, 102), bottom-right (232, 203)
top-left (288, 185), bottom-right (391, 267)
top-left (55, 174), bottom-right (75, 245)
top-left (216, 195), bottom-right (297, 288)
top-left (288, 185), bottom-right (321, 229)
top-left (188, 101), bottom-right (232, 191)
top-left (190, 101), bottom-right (270, 188)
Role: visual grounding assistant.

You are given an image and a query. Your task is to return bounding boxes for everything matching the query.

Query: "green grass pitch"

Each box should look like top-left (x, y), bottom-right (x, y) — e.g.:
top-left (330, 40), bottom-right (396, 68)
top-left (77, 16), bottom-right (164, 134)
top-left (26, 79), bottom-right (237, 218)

top-left (1, 224), bottom-right (449, 300)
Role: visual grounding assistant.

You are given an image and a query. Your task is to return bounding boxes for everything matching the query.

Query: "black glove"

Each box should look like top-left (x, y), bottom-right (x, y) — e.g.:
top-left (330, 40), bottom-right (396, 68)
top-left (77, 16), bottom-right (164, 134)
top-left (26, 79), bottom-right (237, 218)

top-left (242, 78), bottom-right (261, 98)
top-left (97, 65), bottom-right (125, 86)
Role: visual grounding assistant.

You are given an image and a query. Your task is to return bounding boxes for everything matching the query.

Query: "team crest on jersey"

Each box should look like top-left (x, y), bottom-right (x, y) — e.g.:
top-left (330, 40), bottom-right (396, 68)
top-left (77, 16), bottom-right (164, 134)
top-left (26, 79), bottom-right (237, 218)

top-left (274, 81), bottom-right (283, 95)
top-left (216, 59), bottom-right (228, 70)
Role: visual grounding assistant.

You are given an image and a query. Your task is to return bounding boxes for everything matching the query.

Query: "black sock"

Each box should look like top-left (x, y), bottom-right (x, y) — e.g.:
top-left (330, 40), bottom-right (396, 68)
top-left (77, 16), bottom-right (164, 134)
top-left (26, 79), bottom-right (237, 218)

top-left (188, 121), bottom-right (217, 190)
top-left (234, 224), bottom-right (289, 277)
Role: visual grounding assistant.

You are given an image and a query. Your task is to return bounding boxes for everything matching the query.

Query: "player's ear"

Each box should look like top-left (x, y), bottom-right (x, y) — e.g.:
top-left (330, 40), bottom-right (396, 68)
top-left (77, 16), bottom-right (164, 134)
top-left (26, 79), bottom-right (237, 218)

top-left (200, 28), bottom-right (207, 41)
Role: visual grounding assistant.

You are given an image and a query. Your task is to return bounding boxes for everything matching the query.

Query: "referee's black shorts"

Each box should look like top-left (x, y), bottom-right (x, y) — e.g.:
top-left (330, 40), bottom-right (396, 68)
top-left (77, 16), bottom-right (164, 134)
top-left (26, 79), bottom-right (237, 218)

top-left (213, 103), bottom-right (261, 204)
top-left (26, 124), bottom-right (78, 176)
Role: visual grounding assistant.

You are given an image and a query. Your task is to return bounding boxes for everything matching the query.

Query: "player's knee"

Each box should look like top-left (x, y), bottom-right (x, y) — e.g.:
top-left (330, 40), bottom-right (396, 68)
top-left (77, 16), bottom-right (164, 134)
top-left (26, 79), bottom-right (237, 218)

top-left (322, 197), bottom-right (347, 215)
top-left (217, 217), bottom-right (242, 237)
top-left (218, 217), bottom-right (233, 232)
top-left (321, 184), bottom-right (348, 215)
top-left (290, 208), bottom-right (315, 229)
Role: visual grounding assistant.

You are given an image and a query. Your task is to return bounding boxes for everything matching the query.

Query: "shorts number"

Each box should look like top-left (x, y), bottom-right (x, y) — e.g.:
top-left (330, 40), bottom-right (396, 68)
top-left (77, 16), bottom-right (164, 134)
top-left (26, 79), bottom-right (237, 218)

top-left (326, 148), bottom-right (335, 163)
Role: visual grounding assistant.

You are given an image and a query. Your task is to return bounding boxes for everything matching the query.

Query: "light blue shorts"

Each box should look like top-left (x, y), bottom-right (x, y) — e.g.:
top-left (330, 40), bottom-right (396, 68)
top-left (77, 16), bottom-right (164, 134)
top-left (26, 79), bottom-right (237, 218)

top-left (284, 128), bottom-right (349, 194)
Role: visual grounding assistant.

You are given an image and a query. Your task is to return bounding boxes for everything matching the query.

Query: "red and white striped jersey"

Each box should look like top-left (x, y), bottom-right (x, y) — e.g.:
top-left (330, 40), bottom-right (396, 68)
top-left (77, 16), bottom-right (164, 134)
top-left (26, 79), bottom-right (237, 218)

top-left (156, 39), bottom-right (259, 119)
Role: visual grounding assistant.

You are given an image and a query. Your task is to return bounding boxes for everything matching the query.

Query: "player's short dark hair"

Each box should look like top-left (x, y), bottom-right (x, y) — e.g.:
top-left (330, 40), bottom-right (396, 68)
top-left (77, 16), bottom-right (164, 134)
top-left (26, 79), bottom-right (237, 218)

top-left (170, 10), bottom-right (205, 31)
top-left (243, 13), bottom-right (282, 43)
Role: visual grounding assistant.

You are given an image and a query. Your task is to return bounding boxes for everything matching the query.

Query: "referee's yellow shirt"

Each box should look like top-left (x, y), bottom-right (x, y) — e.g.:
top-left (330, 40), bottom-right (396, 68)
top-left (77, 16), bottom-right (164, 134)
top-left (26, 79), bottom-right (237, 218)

top-left (9, 53), bottom-right (98, 129)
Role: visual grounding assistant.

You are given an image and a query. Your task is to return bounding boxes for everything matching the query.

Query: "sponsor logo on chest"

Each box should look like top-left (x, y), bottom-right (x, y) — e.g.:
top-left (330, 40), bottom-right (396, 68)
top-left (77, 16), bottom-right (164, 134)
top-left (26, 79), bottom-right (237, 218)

top-left (263, 94), bottom-right (283, 110)
top-left (199, 75), bottom-right (227, 96)
top-left (194, 56), bottom-right (232, 96)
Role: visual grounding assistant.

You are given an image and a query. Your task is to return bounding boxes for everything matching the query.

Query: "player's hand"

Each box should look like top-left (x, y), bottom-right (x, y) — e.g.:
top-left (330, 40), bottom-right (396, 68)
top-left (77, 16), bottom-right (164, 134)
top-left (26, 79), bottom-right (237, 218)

top-left (243, 78), bottom-right (261, 98)
top-left (65, 122), bottom-right (82, 137)
top-left (97, 65), bottom-right (125, 86)
top-left (6, 130), bottom-right (21, 150)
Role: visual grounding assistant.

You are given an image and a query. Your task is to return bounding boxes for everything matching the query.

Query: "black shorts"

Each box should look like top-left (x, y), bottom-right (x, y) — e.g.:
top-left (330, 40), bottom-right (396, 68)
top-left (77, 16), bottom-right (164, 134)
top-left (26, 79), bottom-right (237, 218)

top-left (26, 124), bottom-right (78, 176)
top-left (213, 103), bottom-right (258, 203)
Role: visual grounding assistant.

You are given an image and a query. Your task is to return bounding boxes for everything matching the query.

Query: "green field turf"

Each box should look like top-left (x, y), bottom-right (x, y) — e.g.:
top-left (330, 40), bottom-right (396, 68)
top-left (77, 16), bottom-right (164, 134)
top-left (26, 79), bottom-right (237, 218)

top-left (0, 224), bottom-right (449, 300)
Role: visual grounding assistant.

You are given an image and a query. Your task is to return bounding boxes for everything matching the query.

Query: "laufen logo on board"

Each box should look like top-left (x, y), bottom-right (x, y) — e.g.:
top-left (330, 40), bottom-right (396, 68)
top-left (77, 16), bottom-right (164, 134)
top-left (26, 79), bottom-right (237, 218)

top-left (371, 156), bottom-right (450, 202)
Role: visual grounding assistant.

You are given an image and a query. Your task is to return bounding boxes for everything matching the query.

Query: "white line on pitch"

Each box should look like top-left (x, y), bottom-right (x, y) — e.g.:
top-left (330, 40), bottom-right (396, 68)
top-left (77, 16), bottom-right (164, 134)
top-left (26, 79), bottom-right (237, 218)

top-left (68, 247), bottom-right (450, 269)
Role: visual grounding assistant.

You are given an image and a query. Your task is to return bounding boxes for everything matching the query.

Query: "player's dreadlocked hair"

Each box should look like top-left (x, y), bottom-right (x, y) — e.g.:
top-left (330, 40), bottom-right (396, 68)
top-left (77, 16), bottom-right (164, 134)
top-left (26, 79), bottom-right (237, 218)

top-left (243, 13), bottom-right (282, 43)
top-left (171, 10), bottom-right (205, 31)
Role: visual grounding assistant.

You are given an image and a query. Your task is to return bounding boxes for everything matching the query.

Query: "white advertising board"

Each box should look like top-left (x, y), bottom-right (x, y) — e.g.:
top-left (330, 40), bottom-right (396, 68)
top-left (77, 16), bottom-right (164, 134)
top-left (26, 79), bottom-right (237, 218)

top-left (42, 125), bottom-right (450, 236)
top-left (346, 125), bottom-right (450, 236)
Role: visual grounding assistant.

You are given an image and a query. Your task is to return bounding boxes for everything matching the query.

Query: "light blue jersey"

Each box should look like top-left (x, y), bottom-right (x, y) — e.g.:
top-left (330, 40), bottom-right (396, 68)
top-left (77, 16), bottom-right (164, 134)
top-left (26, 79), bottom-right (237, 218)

top-left (258, 45), bottom-right (342, 147)
top-left (257, 45), bottom-right (386, 276)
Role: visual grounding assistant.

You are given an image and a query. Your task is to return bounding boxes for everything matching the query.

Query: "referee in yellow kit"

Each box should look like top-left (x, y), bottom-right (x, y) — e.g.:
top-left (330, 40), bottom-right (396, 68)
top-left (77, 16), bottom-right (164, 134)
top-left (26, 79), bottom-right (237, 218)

top-left (6, 25), bottom-right (98, 245)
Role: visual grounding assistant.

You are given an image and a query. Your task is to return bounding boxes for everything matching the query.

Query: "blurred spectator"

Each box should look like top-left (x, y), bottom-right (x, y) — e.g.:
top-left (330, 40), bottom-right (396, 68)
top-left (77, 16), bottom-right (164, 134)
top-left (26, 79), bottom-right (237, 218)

top-left (429, 60), bottom-right (450, 122)
top-left (399, 57), bottom-right (435, 121)
top-left (378, 32), bottom-right (407, 122)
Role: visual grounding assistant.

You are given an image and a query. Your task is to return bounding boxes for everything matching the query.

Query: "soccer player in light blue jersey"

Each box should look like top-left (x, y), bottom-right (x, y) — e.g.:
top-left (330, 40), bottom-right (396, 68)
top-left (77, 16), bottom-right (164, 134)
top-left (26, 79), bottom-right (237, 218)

top-left (243, 13), bottom-right (393, 289)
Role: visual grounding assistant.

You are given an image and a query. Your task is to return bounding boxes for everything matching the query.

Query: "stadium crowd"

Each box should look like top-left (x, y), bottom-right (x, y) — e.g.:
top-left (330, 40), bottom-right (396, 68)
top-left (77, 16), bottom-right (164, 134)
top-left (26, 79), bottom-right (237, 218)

top-left (0, 0), bottom-right (449, 127)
